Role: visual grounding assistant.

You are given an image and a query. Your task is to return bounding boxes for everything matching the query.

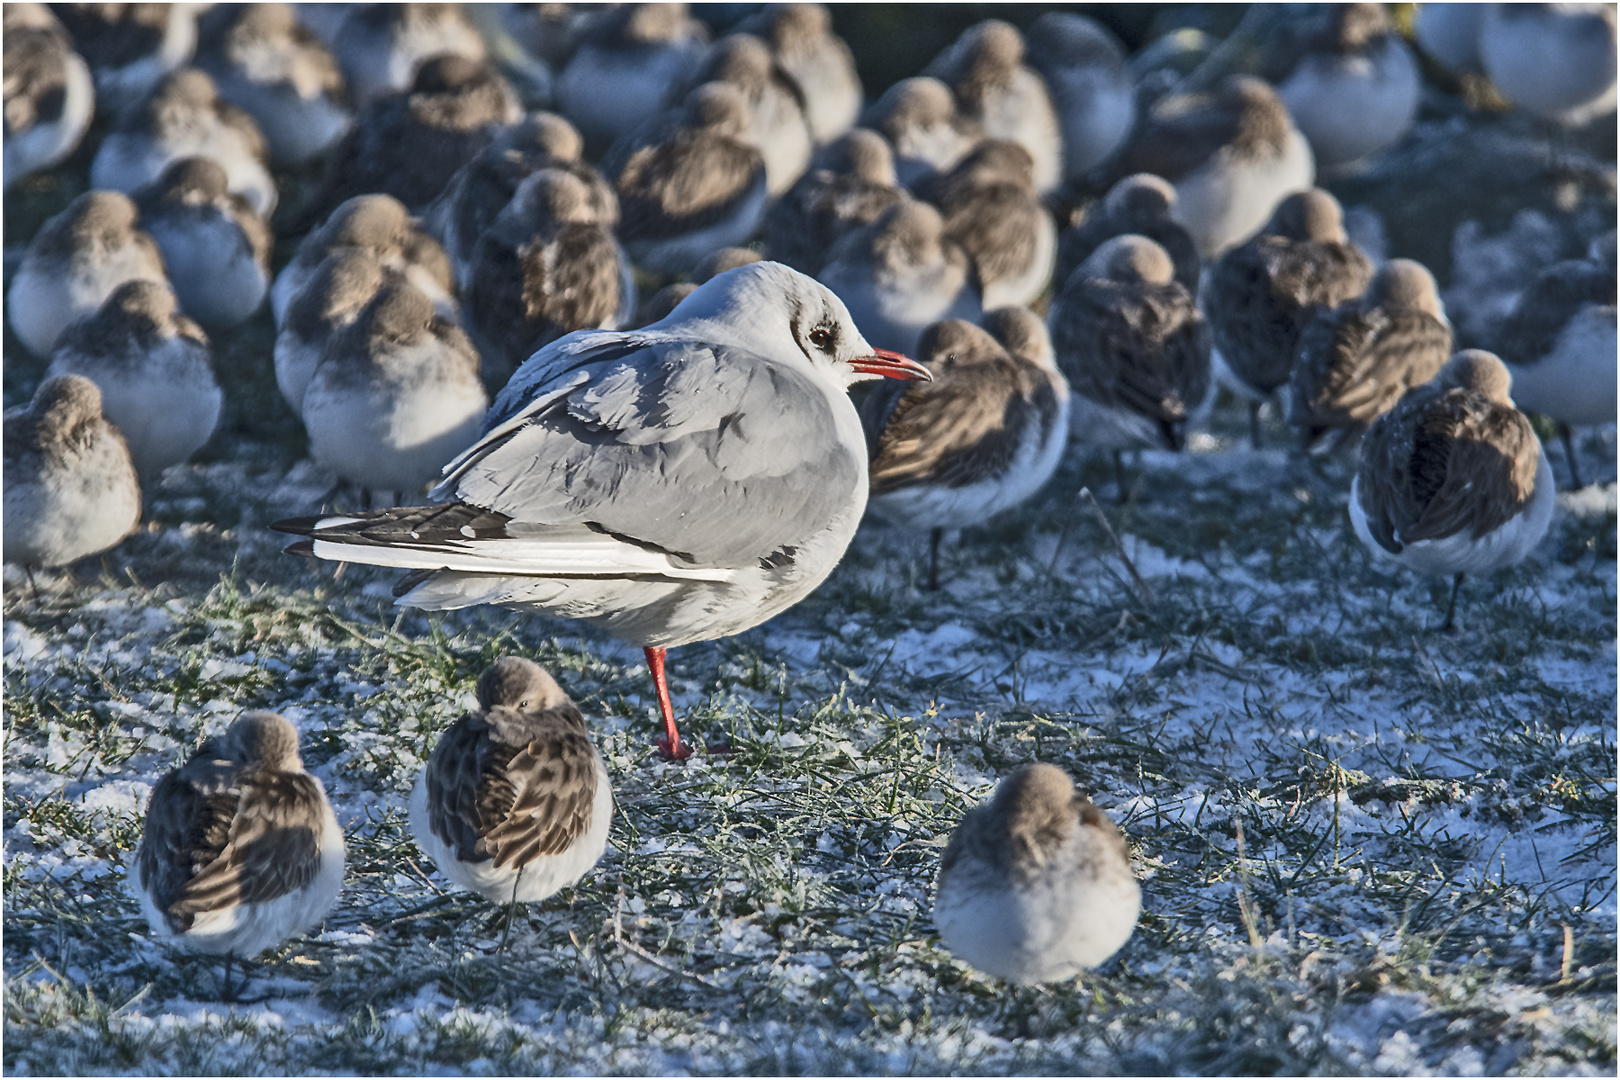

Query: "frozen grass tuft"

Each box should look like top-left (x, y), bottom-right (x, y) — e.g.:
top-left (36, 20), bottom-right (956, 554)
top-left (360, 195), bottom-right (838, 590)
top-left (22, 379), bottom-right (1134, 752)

top-left (4, 406), bottom-right (1616, 1074)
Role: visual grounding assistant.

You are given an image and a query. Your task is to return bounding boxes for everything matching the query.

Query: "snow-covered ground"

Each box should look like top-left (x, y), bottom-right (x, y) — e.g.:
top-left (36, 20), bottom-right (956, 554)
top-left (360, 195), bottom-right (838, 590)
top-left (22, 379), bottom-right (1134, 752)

top-left (4, 408), bottom-right (1614, 1074)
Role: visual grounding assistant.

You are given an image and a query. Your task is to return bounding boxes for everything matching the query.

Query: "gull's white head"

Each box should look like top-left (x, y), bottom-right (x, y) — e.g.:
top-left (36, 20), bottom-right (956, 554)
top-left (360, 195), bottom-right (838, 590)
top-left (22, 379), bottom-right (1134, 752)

top-left (656, 260), bottom-right (932, 389)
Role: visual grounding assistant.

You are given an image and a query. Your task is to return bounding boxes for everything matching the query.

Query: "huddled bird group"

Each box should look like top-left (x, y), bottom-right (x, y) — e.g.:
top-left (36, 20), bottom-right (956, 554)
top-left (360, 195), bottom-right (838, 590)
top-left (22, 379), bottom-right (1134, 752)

top-left (4, 2), bottom-right (1615, 996)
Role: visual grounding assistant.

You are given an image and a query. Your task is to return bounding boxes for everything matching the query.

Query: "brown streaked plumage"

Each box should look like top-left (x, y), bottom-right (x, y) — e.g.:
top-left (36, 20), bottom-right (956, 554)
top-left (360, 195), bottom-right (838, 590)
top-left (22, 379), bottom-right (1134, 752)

top-left (614, 81), bottom-right (769, 277)
top-left (934, 763), bottom-right (1140, 984)
top-left (4, 374), bottom-right (143, 570)
top-left (410, 657), bottom-right (613, 907)
top-left (919, 140), bottom-right (1056, 310)
top-left (421, 113), bottom-right (616, 290)
top-left (305, 54), bottom-right (522, 220)
top-left (1350, 350), bottom-right (1555, 630)
top-left (1055, 174), bottom-right (1202, 296)
top-left (1115, 75), bottom-right (1314, 258)
top-left (133, 711), bottom-right (345, 983)
top-left (1205, 188), bottom-right (1375, 444)
top-left (466, 168), bottom-right (634, 387)
top-left (1047, 234), bottom-right (1211, 454)
top-left (763, 128), bottom-right (909, 275)
top-left (1287, 258), bottom-right (1452, 450)
top-left (862, 318), bottom-right (1068, 589)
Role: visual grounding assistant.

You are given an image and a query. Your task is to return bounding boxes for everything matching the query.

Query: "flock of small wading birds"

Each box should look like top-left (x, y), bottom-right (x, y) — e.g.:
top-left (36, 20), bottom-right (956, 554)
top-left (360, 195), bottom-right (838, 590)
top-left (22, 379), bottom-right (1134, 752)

top-left (2, 2), bottom-right (1615, 997)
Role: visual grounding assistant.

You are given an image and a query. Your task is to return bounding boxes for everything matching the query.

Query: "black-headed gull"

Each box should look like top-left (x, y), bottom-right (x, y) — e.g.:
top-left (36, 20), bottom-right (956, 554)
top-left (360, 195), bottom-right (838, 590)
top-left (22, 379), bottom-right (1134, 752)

top-left (862, 315), bottom-right (1068, 590)
top-left (275, 262), bottom-right (930, 761)
top-left (44, 281), bottom-right (220, 484)
top-left (134, 711), bottom-right (345, 1000)
top-left (1495, 238), bottom-right (1618, 489)
top-left (2, 4), bottom-right (95, 188)
top-left (1205, 188), bottom-right (1375, 446)
top-left (1351, 350), bottom-right (1556, 631)
top-left (934, 763), bottom-right (1140, 984)
top-left (4, 375), bottom-right (142, 572)
top-left (1287, 259), bottom-right (1452, 451)
top-left (1264, 3), bottom-right (1420, 173)
top-left (7, 191), bottom-right (169, 359)
top-left (1117, 75), bottom-right (1314, 259)
top-left (410, 657), bottom-right (612, 927)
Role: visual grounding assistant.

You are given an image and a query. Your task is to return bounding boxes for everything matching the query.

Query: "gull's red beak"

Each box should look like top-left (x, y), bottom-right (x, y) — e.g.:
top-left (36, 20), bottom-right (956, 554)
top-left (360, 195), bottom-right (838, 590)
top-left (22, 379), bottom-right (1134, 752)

top-left (850, 348), bottom-right (932, 381)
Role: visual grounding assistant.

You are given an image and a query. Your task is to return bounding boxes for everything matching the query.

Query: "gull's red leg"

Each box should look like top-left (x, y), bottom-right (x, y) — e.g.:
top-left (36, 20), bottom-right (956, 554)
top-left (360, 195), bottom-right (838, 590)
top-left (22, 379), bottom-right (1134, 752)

top-left (645, 646), bottom-right (692, 761)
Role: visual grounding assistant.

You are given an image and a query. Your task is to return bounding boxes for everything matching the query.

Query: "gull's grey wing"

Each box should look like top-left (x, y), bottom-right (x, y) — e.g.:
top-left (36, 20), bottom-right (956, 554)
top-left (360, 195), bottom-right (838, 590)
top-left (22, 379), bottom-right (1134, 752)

top-left (443, 336), bottom-right (863, 568)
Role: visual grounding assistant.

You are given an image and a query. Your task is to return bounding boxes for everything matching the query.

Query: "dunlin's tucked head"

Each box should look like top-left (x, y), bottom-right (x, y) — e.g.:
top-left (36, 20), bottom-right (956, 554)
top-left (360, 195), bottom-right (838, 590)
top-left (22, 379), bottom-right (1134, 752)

top-left (152, 68), bottom-right (222, 110)
top-left (105, 279), bottom-right (182, 324)
top-left (981, 306), bottom-right (1056, 369)
top-left (224, 710), bottom-right (304, 770)
top-left (508, 168), bottom-right (603, 227)
top-left (999, 763), bottom-right (1085, 856)
top-left (1266, 189), bottom-right (1348, 243)
top-left (876, 77), bottom-right (957, 130)
top-left (951, 139), bottom-right (1036, 190)
top-left (871, 201), bottom-right (951, 265)
top-left (357, 280), bottom-right (437, 342)
top-left (30, 374), bottom-right (107, 447)
top-left (51, 191), bottom-right (142, 252)
top-left (1106, 174), bottom-right (1177, 220)
top-left (288, 251), bottom-right (390, 332)
top-left (1082, 234), bottom-right (1176, 286)
top-left (149, 156), bottom-right (232, 203)
top-left (685, 80), bottom-right (752, 136)
top-left (621, 1), bottom-right (694, 45)
top-left (916, 318), bottom-right (1006, 373)
top-left (953, 19), bottom-right (1025, 80)
top-left (830, 129), bottom-right (898, 186)
top-left (476, 655), bottom-right (571, 712)
top-left (1439, 349), bottom-right (1515, 401)
top-left (1368, 258), bottom-right (1443, 313)
top-left (324, 194), bottom-right (411, 251)
top-left (699, 33), bottom-right (775, 94)
top-left (768, 3), bottom-right (832, 49)
top-left (505, 112), bottom-right (585, 165)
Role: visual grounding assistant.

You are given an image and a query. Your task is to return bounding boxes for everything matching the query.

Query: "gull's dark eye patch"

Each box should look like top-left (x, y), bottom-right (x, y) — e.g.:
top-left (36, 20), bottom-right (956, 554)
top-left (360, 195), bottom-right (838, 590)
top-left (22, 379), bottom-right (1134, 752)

top-left (809, 326), bottom-right (832, 351)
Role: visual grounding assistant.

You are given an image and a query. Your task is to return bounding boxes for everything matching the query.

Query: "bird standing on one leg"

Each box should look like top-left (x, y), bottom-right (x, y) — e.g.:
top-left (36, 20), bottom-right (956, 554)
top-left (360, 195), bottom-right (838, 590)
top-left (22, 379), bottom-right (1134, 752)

top-left (1350, 350), bottom-right (1556, 632)
top-left (409, 657), bottom-right (611, 944)
top-left (276, 263), bottom-right (929, 762)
